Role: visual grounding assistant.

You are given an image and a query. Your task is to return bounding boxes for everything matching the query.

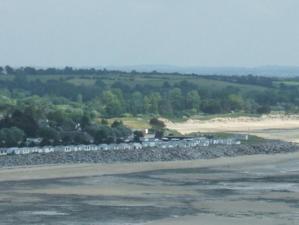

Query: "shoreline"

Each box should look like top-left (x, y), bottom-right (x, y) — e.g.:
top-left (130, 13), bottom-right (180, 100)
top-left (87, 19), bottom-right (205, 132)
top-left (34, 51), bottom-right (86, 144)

top-left (0, 141), bottom-right (297, 168)
top-left (1, 151), bottom-right (299, 182)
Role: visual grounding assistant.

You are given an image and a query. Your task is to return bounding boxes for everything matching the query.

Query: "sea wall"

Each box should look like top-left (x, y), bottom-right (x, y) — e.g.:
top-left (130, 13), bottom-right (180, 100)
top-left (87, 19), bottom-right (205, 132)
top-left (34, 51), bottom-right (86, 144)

top-left (0, 141), bottom-right (298, 167)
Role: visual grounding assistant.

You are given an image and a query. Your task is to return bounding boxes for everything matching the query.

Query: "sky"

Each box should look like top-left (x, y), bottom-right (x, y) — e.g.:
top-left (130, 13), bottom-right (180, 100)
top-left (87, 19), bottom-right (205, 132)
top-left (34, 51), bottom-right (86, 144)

top-left (0, 0), bottom-right (299, 68)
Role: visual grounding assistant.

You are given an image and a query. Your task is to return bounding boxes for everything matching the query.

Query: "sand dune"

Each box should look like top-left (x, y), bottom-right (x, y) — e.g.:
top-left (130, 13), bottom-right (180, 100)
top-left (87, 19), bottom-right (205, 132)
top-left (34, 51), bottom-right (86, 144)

top-left (163, 115), bottom-right (299, 143)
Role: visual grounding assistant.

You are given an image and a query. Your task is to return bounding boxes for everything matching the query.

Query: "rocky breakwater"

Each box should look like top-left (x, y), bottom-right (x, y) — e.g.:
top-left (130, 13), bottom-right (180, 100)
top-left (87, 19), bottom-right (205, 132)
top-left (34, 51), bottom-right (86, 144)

top-left (0, 141), bottom-right (298, 167)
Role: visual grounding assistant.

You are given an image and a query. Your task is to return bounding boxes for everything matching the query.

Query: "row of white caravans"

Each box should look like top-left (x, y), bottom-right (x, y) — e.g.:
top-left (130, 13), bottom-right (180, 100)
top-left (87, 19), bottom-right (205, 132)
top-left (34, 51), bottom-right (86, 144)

top-left (0, 137), bottom-right (242, 156)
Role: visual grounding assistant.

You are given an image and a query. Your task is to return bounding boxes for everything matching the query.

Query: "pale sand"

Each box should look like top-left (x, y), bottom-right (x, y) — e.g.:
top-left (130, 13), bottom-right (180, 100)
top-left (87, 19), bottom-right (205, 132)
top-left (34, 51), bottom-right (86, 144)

top-left (163, 115), bottom-right (299, 143)
top-left (1, 151), bottom-right (299, 182)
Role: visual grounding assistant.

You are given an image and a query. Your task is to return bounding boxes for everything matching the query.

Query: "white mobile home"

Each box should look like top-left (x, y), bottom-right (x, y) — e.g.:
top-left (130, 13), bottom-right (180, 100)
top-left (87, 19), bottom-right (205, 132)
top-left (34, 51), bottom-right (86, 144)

top-left (64, 146), bottom-right (72, 152)
top-left (0, 149), bottom-right (7, 156)
top-left (99, 144), bottom-right (109, 151)
top-left (43, 147), bottom-right (54, 153)
top-left (133, 143), bottom-right (142, 150)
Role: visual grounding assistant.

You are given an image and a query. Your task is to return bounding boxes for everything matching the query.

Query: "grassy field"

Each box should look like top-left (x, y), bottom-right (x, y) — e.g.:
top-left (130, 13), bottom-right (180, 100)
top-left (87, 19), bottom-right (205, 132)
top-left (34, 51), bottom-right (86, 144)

top-left (4, 73), bottom-right (269, 94)
top-left (274, 80), bottom-right (299, 87)
top-left (104, 117), bottom-right (151, 130)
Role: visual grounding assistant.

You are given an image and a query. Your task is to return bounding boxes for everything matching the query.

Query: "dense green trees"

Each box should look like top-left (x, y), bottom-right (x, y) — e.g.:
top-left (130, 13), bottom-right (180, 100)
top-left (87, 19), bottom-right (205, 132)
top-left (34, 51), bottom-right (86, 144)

top-left (0, 110), bottom-right (39, 137)
top-left (150, 118), bottom-right (166, 138)
top-left (186, 90), bottom-right (201, 111)
top-left (1, 69), bottom-right (299, 118)
top-left (103, 91), bottom-right (124, 116)
top-left (2, 66), bottom-right (299, 147)
top-left (0, 127), bottom-right (25, 147)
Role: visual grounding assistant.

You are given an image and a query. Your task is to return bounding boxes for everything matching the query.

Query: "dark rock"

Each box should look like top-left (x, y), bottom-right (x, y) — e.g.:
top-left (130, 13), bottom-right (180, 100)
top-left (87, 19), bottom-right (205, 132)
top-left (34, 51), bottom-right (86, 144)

top-left (0, 141), bottom-right (298, 168)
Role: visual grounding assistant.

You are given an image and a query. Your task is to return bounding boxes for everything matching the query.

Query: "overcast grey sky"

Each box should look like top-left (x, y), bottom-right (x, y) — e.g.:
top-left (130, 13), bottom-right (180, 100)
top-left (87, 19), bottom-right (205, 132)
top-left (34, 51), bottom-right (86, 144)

top-left (0, 0), bottom-right (299, 67)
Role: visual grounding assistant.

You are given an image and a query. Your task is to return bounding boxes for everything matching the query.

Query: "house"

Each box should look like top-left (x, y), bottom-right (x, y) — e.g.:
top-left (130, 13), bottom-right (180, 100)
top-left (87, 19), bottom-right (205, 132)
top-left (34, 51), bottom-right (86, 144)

top-left (99, 144), bottom-right (109, 151)
top-left (118, 143), bottom-right (132, 150)
top-left (90, 145), bottom-right (99, 151)
top-left (6, 148), bottom-right (17, 155)
top-left (133, 143), bottom-right (142, 150)
top-left (64, 146), bottom-right (73, 152)
top-left (43, 147), bottom-right (54, 153)
top-left (110, 144), bottom-right (121, 151)
top-left (7, 148), bottom-right (27, 155)
top-left (30, 147), bottom-right (40, 154)
top-left (140, 134), bottom-right (156, 142)
top-left (22, 148), bottom-right (32, 154)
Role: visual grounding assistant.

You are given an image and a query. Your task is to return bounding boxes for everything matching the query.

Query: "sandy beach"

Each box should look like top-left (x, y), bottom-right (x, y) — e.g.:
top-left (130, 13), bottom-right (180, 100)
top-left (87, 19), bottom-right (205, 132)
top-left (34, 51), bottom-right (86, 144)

top-left (163, 115), bottom-right (299, 143)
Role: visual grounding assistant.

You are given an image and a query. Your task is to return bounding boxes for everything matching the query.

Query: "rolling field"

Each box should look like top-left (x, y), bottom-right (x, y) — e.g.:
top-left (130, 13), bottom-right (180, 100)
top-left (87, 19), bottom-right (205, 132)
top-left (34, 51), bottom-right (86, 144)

top-left (1, 73), bottom-right (270, 94)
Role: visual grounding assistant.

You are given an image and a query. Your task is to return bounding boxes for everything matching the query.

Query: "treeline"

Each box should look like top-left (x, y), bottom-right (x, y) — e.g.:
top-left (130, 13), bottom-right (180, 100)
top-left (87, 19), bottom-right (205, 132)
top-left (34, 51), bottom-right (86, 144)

top-left (0, 103), bottom-right (132, 147)
top-left (0, 65), bottom-right (162, 76)
top-left (197, 75), bottom-right (276, 88)
top-left (0, 66), bottom-right (277, 88)
top-left (1, 74), bottom-right (299, 118)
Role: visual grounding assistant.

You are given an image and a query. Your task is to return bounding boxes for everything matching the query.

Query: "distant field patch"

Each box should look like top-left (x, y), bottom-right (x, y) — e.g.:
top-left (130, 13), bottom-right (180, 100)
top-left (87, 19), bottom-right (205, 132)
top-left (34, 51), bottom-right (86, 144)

top-left (67, 78), bottom-right (96, 86)
top-left (106, 117), bottom-right (150, 130)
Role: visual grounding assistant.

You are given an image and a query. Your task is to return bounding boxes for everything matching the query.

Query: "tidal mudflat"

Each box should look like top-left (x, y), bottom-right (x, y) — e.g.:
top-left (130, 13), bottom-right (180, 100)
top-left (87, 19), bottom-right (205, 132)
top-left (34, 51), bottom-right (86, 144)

top-left (0, 153), bottom-right (299, 225)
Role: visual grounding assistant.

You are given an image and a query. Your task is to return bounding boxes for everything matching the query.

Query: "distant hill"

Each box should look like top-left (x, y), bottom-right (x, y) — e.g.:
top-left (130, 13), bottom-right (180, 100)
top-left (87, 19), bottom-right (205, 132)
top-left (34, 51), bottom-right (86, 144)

top-left (107, 65), bottom-right (299, 77)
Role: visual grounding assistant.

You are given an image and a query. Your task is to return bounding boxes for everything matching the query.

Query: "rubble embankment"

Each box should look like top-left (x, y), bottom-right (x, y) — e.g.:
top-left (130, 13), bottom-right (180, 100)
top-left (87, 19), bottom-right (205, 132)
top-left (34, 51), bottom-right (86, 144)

top-left (0, 141), bottom-right (298, 168)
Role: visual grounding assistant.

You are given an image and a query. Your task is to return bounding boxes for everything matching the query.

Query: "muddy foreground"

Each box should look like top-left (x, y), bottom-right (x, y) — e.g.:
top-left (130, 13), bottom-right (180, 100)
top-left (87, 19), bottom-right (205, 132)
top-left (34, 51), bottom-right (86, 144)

top-left (0, 152), bottom-right (299, 224)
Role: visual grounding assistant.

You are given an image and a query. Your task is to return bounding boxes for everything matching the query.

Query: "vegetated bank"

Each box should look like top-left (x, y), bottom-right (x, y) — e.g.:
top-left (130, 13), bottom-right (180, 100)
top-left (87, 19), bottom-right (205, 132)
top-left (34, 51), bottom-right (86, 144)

top-left (0, 140), bottom-right (298, 168)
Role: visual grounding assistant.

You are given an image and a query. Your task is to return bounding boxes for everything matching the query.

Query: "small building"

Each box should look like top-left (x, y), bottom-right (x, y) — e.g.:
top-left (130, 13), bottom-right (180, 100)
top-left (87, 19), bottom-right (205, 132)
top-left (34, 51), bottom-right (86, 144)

top-left (7, 148), bottom-right (25, 155)
top-left (0, 149), bottom-right (7, 156)
top-left (90, 145), bottom-right (99, 151)
top-left (118, 143), bottom-right (132, 150)
top-left (83, 145), bottom-right (92, 151)
top-left (22, 148), bottom-right (32, 154)
top-left (64, 146), bottom-right (73, 152)
top-left (99, 144), bottom-right (109, 151)
top-left (110, 144), bottom-right (120, 151)
top-left (43, 147), bottom-right (54, 153)
top-left (133, 143), bottom-right (142, 150)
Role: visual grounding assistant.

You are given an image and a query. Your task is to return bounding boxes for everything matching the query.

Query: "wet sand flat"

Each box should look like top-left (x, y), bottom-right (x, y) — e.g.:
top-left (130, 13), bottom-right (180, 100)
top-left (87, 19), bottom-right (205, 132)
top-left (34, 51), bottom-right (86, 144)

top-left (0, 153), bottom-right (299, 225)
top-left (1, 151), bottom-right (299, 182)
